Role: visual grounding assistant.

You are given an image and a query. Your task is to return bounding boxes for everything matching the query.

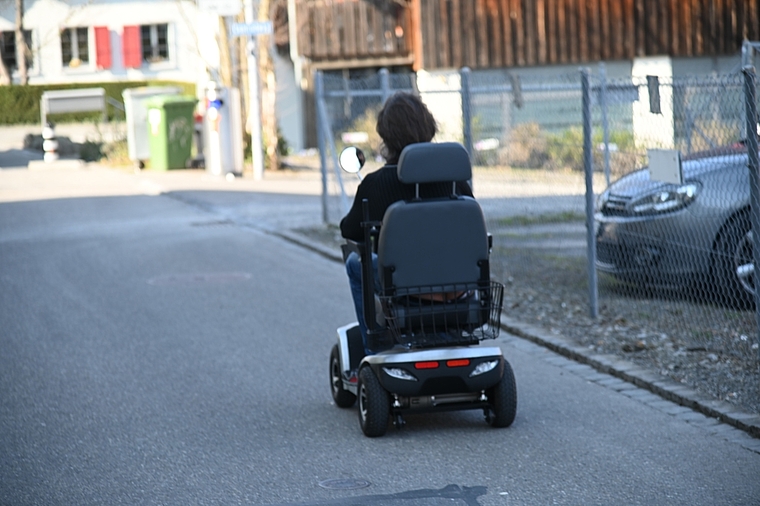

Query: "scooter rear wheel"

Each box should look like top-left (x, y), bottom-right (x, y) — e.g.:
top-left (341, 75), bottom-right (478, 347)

top-left (330, 344), bottom-right (356, 408)
top-left (358, 367), bottom-right (390, 437)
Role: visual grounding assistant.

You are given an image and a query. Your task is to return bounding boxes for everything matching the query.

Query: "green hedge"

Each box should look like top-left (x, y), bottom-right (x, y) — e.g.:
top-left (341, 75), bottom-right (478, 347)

top-left (0, 81), bottom-right (195, 125)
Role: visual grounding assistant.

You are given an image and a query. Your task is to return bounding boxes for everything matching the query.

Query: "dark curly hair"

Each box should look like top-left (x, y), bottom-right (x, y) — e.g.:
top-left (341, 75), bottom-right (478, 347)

top-left (376, 92), bottom-right (437, 164)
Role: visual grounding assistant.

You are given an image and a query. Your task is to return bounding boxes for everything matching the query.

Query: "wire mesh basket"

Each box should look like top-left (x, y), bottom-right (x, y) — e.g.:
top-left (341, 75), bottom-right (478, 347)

top-left (380, 281), bottom-right (504, 348)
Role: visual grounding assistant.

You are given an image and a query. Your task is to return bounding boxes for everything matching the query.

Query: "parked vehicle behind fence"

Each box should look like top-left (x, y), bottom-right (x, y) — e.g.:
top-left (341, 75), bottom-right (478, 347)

top-left (595, 143), bottom-right (756, 309)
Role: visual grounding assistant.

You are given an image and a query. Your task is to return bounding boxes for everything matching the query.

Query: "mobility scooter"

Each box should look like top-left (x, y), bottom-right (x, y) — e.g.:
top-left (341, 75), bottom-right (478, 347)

top-left (329, 142), bottom-right (517, 437)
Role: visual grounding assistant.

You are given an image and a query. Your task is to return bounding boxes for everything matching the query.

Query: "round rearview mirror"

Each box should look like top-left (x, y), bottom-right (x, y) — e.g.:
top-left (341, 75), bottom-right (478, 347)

top-left (339, 146), bottom-right (365, 175)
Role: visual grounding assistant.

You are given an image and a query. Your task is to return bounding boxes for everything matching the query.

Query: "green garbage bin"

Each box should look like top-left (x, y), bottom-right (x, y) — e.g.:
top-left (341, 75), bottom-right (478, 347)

top-left (146, 95), bottom-right (197, 170)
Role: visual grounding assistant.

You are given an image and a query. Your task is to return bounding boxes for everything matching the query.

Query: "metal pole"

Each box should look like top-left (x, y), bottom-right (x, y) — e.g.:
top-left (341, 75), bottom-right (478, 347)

top-left (380, 67), bottom-right (391, 102)
top-left (599, 62), bottom-right (611, 187)
top-left (315, 71), bottom-right (329, 224)
top-left (743, 65), bottom-right (760, 359)
top-left (460, 67), bottom-right (473, 160)
top-left (317, 99), bottom-right (349, 215)
top-left (582, 68), bottom-right (599, 319)
top-left (743, 40), bottom-right (751, 68)
top-left (245, 0), bottom-right (265, 180)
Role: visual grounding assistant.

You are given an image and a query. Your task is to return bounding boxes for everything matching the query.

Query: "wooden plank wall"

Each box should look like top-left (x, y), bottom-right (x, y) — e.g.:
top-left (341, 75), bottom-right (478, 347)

top-left (420, 0), bottom-right (760, 70)
top-left (297, 0), bottom-right (412, 62)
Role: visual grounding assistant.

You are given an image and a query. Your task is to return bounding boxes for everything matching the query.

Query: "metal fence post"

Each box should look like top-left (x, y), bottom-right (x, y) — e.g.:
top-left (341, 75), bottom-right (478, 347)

top-left (582, 68), bottom-right (599, 319)
top-left (315, 71), bottom-right (329, 224)
top-left (599, 63), bottom-right (611, 187)
top-left (460, 67), bottom-right (473, 160)
top-left (380, 68), bottom-right (391, 103)
top-left (743, 65), bottom-right (760, 359)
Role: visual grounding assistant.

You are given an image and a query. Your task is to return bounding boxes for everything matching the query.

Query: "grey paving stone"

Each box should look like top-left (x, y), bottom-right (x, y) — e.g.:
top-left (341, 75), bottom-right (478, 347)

top-left (562, 363), bottom-right (595, 373)
top-left (576, 371), bottom-right (612, 382)
top-left (659, 404), bottom-right (695, 417)
top-left (705, 422), bottom-right (745, 439)
top-left (544, 355), bottom-right (574, 366)
top-left (609, 381), bottom-right (639, 392)
top-left (622, 389), bottom-right (661, 403)
top-left (739, 439), bottom-right (760, 454)
top-left (595, 377), bottom-right (628, 388)
top-left (676, 411), bottom-right (716, 424)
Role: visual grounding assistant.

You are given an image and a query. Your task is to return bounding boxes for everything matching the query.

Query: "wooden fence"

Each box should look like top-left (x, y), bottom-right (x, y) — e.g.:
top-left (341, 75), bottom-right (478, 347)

top-left (296, 0), bottom-right (413, 64)
top-left (419, 0), bottom-right (760, 70)
top-left (292, 0), bottom-right (760, 70)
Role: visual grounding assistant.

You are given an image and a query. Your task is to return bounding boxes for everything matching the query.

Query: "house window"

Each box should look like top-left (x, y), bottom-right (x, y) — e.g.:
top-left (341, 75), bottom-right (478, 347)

top-left (140, 24), bottom-right (168, 63)
top-left (123, 23), bottom-right (170, 68)
top-left (61, 27), bottom-right (89, 67)
top-left (1, 30), bottom-right (33, 72)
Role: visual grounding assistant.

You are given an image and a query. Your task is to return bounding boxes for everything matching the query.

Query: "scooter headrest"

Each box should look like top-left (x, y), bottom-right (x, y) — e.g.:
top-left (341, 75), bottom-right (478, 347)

top-left (396, 142), bottom-right (472, 184)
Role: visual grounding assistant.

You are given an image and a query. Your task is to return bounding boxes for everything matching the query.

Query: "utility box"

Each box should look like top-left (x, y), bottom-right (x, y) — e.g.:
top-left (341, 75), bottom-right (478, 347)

top-left (123, 87), bottom-right (181, 168)
top-left (204, 82), bottom-right (243, 176)
top-left (146, 95), bottom-right (197, 171)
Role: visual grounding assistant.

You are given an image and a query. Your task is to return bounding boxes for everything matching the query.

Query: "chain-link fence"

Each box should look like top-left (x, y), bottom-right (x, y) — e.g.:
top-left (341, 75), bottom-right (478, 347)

top-left (314, 57), bottom-right (760, 373)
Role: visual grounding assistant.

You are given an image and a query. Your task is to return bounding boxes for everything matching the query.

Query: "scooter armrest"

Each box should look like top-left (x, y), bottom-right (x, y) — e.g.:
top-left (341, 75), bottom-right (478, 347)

top-left (341, 240), bottom-right (365, 262)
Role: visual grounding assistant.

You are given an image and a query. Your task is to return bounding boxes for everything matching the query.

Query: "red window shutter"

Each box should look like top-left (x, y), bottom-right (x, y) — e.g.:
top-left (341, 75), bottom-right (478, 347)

top-left (94, 26), bottom-right (112, 69)
top-left (122, 25), bottom-right (141, 68)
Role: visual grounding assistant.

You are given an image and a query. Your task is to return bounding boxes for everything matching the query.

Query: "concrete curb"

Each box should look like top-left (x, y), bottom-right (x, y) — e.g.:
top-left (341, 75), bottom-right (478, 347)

top-left (272, 229), bottom-right (760, 439)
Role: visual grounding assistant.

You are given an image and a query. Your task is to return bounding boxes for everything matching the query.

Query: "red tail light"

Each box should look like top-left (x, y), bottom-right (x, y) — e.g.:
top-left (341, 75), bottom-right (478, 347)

top-left (414, 361), bottom-right (439, 369)
top-left (446, 359), bottom-right (470, 368)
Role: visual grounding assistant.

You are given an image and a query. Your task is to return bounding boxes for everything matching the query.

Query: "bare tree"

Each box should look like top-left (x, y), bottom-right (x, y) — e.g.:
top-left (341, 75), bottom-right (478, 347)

top-left (0, 35), bottom-right (11, 85)
top-left (15, 0), bottom-right (27, 84)
top-left (259, 0), bottom-right (278, 170)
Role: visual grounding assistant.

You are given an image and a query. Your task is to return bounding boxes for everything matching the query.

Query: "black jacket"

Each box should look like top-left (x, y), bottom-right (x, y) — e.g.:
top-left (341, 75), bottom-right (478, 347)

top-left (339, 164), bottom-right (474, 242)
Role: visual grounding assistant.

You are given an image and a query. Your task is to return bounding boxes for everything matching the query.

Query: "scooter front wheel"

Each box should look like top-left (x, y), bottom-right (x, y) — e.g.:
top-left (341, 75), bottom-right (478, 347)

top-left (358, 367), bottom-right (390, 437)
top-left (330, 344), bottom-right (356, 408)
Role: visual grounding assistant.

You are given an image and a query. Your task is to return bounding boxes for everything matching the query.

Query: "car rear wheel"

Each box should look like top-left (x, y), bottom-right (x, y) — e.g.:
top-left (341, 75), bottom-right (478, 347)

top-left (713, 212), bottom-right (755, 309)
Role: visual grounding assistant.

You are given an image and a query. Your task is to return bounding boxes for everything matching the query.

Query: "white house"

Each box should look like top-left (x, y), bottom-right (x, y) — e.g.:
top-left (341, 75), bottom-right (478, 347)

top-left (0, 0), bottom-right (224, 94)
top-left (0, 0), bottom-right (310, 154)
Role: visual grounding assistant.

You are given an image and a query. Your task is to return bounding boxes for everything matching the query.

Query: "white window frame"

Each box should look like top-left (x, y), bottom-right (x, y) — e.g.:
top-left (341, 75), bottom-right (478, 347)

top-left (140, 23), bottom-right (176, 71)
top-left (1, 29), bottom-right (38, 78)
top-left (61, 26), bottom-right (94, 73)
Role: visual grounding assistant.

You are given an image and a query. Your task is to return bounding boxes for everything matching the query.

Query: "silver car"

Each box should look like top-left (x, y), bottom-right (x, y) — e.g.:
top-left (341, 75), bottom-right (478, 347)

top-left (595, 145), bottom-right (754, 308)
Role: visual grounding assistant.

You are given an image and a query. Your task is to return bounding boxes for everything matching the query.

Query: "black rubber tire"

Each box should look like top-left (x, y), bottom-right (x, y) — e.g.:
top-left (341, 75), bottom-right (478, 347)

top-left (358, 366), bottom-right (390, 437)
top-left (329, 344), bottom-right (356, 408)
top-left (712, 212), bottom-right (755, 309)
top-left (487, 360), bottom-right (517, 428)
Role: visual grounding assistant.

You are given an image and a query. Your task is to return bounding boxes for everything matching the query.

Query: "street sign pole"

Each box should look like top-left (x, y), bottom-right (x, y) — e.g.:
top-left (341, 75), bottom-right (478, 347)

top-left (245, 0), bottom-right (265, 180)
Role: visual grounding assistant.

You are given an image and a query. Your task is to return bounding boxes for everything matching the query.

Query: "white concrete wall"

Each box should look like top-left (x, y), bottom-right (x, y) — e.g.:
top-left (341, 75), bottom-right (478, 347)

top-left (416, 69), bottom-right (463, 144)
top-left (273, 51), bottom-right (304, 152)
top-left (632, 56), bottom-right (675, 149)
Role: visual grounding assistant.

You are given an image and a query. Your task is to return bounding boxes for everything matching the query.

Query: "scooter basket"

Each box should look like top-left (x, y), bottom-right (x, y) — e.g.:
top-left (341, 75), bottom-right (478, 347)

top-left (380, 281), bottom-right (504, 348)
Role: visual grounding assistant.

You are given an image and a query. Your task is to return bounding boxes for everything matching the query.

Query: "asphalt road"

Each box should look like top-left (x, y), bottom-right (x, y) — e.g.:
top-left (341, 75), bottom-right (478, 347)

top-left (1, 167), bottom-right (759, 505)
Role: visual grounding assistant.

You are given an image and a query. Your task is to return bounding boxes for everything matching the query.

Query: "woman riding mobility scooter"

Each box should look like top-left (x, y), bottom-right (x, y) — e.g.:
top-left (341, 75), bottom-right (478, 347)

top-left (329, 142), bottom-right (517, 437)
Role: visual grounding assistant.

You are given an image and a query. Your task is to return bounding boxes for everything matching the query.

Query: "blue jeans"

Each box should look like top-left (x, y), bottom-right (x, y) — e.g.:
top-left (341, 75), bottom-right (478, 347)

top-left (345, 251), bottom-right (379, 355)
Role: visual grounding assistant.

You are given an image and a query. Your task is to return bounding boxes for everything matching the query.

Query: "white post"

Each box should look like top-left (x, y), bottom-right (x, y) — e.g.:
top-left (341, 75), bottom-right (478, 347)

top-left (246, 0), bottom-right (265, 180)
